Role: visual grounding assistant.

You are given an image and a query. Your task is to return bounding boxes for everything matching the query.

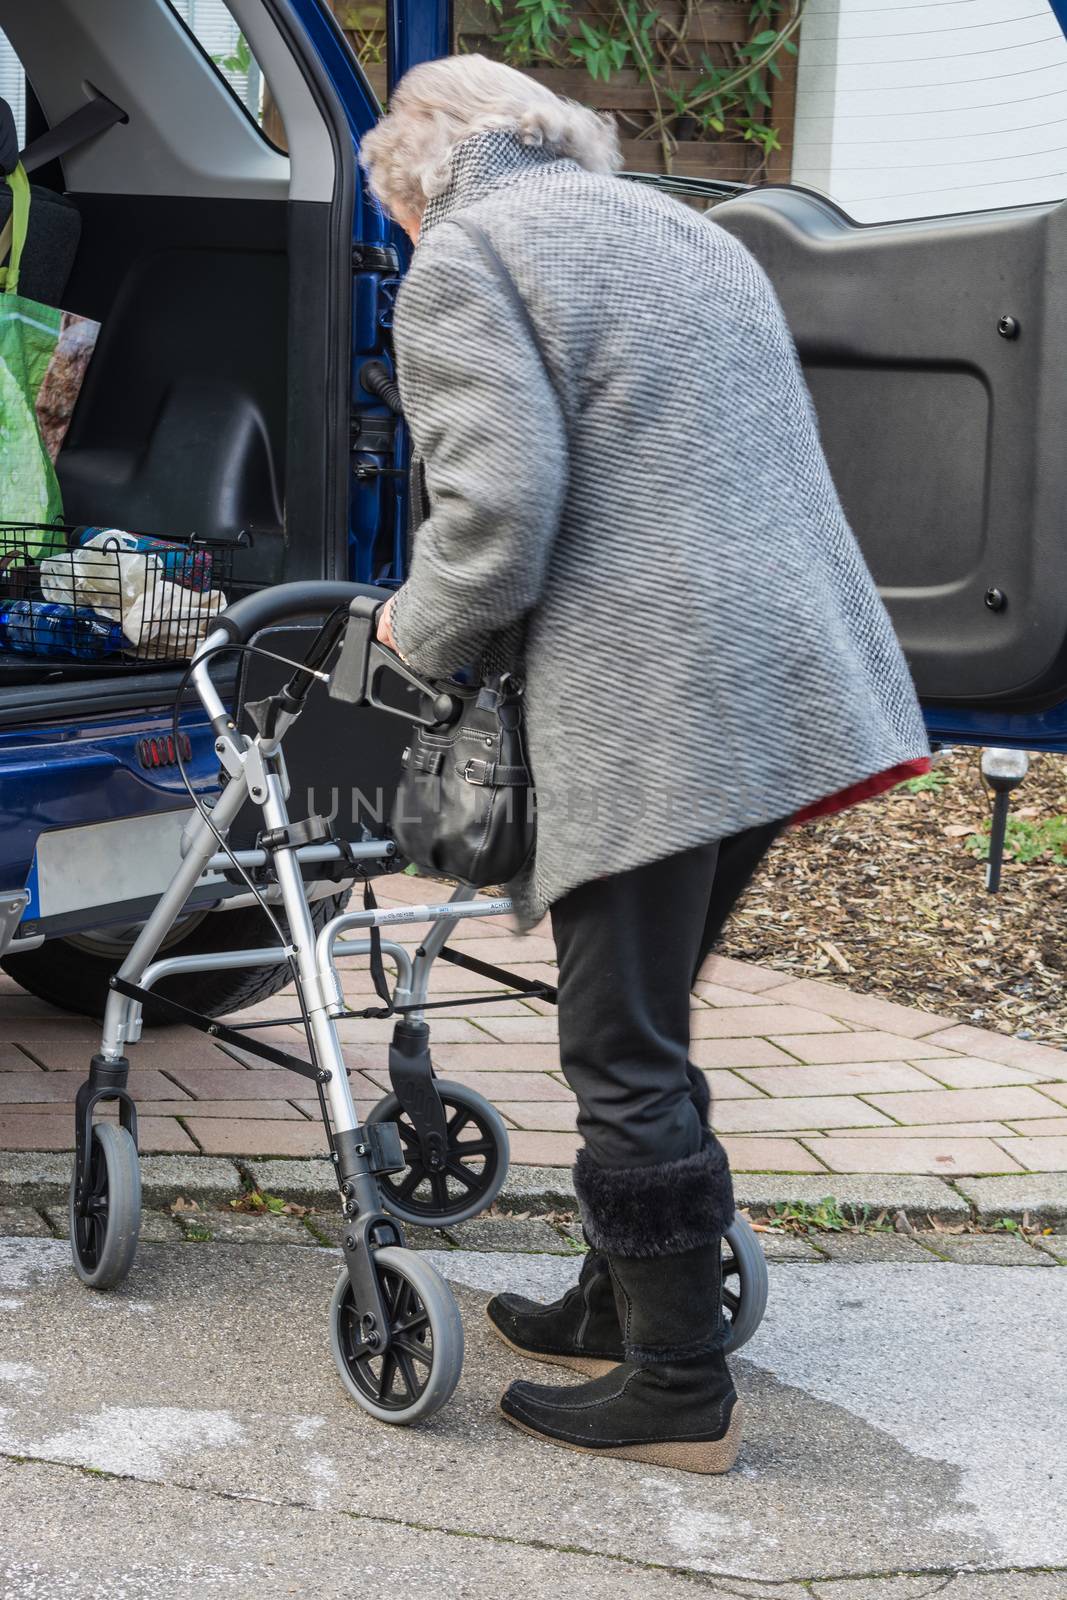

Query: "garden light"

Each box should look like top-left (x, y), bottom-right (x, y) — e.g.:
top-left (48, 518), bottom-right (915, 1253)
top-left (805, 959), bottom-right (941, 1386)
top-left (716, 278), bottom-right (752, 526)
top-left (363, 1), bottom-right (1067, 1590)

top-left (980, 747), bottom-right (1031, 893)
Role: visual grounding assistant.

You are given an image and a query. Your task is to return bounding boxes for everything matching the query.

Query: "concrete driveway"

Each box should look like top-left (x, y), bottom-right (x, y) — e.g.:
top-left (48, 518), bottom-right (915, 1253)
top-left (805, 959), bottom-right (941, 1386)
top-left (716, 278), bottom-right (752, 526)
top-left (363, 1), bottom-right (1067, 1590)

top-left (0, 1232), bottom-right (1063, 1599)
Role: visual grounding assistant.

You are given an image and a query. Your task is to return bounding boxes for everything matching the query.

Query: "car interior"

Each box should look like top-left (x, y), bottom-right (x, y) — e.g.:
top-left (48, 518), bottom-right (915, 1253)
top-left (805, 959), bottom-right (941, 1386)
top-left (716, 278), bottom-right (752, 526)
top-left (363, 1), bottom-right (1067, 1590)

top-left (0, 0), bottom-right (362, 712)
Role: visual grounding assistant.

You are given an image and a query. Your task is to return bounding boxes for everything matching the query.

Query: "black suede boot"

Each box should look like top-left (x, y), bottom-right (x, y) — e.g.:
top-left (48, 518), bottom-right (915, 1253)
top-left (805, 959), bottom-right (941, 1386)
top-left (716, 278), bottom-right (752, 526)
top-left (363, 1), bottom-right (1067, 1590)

top-left (499, 1136), bottom-right (742, 1474)
top-left (486, 1246), bottom-right (623, 1376)
top-left (486, 1063), bottom-right (711, 1374)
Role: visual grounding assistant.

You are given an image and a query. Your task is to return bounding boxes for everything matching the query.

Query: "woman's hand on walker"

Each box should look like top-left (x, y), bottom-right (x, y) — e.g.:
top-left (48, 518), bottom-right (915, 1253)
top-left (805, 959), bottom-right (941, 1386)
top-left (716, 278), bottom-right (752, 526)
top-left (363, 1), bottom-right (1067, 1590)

top-left (376, 593), bottom-right (401, 655)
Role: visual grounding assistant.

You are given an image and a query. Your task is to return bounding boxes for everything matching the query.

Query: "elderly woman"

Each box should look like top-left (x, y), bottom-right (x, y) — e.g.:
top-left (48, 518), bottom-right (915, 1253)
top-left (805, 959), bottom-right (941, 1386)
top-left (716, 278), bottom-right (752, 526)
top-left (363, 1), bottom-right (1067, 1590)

top-left (361, 57), bottom-right (929, 1473)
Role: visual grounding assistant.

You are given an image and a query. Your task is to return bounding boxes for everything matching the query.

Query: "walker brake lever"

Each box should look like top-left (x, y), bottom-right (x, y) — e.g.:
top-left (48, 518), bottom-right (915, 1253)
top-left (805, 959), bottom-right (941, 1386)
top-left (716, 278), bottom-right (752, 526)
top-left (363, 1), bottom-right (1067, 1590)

top-left (367, 642), bottom-right (461, 732)
top-left (328, 596), bottom-right (460, 731)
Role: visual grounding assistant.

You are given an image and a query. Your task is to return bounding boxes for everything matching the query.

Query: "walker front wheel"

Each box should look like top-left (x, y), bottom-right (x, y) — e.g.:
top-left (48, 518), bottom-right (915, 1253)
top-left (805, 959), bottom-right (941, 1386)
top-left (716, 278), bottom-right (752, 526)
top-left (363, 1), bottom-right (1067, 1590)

top-left (722, 1214), bottom-right (768, 1353)
top-left (69, 1123), bottom-right (141, 1290)
top-left (329, 1247), bottom-right (464, 1425)
top-left (368, 1081), bottom-right (510, 1227)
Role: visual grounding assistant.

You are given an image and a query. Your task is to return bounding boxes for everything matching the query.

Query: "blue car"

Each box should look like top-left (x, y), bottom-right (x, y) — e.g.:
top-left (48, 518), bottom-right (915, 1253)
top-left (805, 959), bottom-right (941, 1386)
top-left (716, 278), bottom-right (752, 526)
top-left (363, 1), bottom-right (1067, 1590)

top-left (0, 0), bottom-right (1065, 1020)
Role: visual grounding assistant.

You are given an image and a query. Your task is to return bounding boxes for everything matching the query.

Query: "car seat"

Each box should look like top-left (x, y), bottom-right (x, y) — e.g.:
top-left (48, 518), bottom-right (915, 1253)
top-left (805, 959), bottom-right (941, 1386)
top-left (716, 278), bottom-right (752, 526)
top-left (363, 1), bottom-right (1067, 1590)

top-left (0, 95), bottom-right (81, 308)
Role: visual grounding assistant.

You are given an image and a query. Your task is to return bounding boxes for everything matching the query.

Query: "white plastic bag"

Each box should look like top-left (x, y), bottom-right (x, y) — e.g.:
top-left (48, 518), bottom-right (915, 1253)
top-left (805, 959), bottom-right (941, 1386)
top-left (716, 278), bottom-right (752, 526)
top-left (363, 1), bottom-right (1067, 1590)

top-left (39, 529), bottom-right (139, 614)
top-left (122, 577), bottom-right (226, 655)
top-left (39, 529), bottom-right (226, 652)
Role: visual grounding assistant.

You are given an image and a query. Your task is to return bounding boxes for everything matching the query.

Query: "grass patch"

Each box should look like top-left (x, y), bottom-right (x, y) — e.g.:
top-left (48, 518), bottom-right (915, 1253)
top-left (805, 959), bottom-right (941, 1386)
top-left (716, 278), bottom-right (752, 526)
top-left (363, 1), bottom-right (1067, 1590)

top-left (989, 1216), bottom-right (1022, 1234)
top-left (900, 769), bottom-right (951, 795)
top-left (230, 1189), bottom-right (305, 1216)
top-left (762, 1196), bottom-right (892, 1235)
top-left (967, 814), bottom-right (1067, 867)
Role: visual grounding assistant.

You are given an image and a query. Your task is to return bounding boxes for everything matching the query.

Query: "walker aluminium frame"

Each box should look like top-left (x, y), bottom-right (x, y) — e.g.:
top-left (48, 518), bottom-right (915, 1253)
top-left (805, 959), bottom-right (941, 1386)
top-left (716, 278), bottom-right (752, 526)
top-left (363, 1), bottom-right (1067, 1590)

top-left (68, 581), bottom-right (768, 1425)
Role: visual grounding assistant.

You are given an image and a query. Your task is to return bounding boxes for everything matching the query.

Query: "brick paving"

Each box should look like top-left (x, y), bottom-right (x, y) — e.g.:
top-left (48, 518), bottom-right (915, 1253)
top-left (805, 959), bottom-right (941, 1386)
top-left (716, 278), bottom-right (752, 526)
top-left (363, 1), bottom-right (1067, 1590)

top-left (1, 871), bottom-right (1067, 1175)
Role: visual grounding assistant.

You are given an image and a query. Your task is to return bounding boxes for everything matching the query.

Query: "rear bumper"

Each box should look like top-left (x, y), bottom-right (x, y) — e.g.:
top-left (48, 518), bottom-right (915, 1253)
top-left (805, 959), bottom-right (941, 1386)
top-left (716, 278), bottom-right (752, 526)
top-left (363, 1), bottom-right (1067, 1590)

top-left (0, 704), bottom-right (220, 942)
top-left (924, 700), bottom-right (1067, 755)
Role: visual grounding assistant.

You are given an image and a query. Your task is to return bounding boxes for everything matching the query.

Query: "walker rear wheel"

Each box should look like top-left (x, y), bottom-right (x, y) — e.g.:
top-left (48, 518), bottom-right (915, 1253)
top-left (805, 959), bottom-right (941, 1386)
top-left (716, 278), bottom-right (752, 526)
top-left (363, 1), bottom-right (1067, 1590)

top-left (368, 1081), bottom-right (510, 1227)
top-left (329, 1247), bottom-right (464, 1425)
top-left (722, 1213), bottom-right (768, 1353)
top-left (69, 1123), bottom-right (141, 1290)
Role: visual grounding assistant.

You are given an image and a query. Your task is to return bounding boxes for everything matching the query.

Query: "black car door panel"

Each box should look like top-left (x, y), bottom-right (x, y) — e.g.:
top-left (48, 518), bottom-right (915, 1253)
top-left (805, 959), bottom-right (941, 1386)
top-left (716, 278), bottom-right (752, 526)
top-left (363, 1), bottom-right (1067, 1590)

top-left (714, 186), bottom-right (1067, 711)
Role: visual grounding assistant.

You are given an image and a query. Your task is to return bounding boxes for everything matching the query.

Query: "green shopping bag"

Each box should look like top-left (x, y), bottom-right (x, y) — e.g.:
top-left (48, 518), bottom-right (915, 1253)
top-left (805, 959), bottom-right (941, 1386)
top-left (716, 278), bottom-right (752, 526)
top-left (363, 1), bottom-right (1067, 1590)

top-left (0, 163), bottom-right (98, 558)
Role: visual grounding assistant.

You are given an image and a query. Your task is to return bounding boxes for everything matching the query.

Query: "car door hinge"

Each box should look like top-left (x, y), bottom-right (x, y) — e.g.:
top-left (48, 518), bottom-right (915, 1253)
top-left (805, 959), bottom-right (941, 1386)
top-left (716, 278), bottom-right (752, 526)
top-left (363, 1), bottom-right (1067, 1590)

top-left (351, 413), bottom-right (397, 453)
top-left (352, 244), bottom-right (400, 273)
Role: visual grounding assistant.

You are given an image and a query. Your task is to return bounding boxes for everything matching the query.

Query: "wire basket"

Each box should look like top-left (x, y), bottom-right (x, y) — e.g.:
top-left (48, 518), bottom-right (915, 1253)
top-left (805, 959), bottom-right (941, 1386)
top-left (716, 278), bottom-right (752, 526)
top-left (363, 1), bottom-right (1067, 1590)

top-left (0, 523), bottom-right (243, 664)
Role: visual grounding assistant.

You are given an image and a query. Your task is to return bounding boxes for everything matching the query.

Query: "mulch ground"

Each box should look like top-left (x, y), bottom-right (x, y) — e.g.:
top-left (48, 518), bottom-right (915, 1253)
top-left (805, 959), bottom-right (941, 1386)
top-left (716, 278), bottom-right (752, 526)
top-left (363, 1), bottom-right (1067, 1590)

top-left (718, 748), bottom-right (1067, 1048)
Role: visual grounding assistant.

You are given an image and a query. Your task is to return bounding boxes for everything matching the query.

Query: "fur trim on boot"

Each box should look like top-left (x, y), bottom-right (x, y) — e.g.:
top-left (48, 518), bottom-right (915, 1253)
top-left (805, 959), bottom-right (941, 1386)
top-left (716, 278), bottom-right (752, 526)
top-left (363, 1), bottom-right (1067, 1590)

top-left (573, 1131), bottom-right (734, 1257)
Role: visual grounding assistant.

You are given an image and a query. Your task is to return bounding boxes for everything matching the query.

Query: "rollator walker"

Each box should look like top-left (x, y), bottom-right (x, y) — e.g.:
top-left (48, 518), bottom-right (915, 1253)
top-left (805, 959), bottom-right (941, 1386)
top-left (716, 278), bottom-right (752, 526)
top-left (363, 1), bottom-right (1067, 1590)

top-left (69, 582), bottom-right (768, 1426)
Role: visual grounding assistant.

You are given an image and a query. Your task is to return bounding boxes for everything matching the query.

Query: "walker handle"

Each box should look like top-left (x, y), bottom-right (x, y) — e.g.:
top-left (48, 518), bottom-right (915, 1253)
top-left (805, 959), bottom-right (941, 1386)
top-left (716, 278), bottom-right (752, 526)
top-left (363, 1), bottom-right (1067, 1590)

top-left (215, 581), bottom-right (387, 646)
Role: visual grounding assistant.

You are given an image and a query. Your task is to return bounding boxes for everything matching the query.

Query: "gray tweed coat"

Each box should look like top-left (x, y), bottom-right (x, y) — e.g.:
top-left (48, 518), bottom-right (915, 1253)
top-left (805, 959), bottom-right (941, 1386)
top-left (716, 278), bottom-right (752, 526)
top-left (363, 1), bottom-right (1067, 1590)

top-left (389, 131), bottom-right (929, 922)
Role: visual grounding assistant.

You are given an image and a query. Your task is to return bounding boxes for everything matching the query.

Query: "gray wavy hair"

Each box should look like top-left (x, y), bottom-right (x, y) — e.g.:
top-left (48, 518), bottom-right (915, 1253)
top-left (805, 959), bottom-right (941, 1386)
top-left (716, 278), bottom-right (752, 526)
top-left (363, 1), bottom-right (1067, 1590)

top-left (360, 53), bottom-right (621, 223)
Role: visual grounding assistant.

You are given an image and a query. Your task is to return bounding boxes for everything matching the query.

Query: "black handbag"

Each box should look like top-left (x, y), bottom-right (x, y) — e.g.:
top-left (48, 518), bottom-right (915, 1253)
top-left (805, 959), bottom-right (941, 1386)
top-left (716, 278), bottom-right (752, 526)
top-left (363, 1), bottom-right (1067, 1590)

top-left (390, 669), bottom-right (533, 886)
top-left (329, 613), bottom-right (536, 888)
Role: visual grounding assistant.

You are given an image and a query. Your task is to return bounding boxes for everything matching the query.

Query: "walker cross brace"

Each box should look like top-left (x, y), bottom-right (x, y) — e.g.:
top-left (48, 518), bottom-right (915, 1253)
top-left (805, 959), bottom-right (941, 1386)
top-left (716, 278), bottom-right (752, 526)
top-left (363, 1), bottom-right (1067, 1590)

top-left (107, 976), bottom-right (331, 1083)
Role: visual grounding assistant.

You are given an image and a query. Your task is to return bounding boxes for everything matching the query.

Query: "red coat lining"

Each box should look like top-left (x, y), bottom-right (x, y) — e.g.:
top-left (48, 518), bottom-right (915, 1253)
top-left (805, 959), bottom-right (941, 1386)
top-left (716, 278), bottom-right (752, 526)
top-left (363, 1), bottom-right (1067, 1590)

top-left (791, 758), bottom-right (932, 827)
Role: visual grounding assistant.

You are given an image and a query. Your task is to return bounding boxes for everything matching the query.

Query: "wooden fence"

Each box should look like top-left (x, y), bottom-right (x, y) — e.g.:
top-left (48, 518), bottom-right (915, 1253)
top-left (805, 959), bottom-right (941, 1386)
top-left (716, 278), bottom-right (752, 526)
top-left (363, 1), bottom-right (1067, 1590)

top-left (454, 2), bottom-right (797, 184)
top-left (267, 3), bottom-right (796, 186)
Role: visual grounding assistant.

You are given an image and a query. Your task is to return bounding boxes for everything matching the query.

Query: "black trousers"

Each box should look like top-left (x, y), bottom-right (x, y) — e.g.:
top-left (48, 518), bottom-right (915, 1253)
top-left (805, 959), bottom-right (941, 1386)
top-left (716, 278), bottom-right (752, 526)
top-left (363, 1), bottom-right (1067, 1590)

top-left (550, 825), bottom-right (782, 1170)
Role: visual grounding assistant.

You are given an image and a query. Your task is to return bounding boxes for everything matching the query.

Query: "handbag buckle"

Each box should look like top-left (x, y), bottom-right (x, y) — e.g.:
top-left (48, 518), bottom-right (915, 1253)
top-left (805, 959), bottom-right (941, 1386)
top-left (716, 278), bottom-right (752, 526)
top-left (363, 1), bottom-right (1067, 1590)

top-left (463, 758), bottom-right (493, 786)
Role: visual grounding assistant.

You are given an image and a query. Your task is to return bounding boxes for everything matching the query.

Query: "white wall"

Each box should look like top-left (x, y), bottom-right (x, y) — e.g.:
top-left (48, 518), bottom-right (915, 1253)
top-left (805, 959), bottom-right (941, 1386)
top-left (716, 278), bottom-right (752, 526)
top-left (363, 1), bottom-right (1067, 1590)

top-left (791, 0), bottom-right (1067, 222)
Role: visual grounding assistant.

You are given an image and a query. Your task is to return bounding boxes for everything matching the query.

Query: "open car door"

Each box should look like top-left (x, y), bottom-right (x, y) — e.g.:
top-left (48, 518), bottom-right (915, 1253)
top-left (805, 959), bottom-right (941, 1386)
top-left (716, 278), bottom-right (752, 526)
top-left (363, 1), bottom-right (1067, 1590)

top-left (704, 0), bottom-right (1067, 755)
